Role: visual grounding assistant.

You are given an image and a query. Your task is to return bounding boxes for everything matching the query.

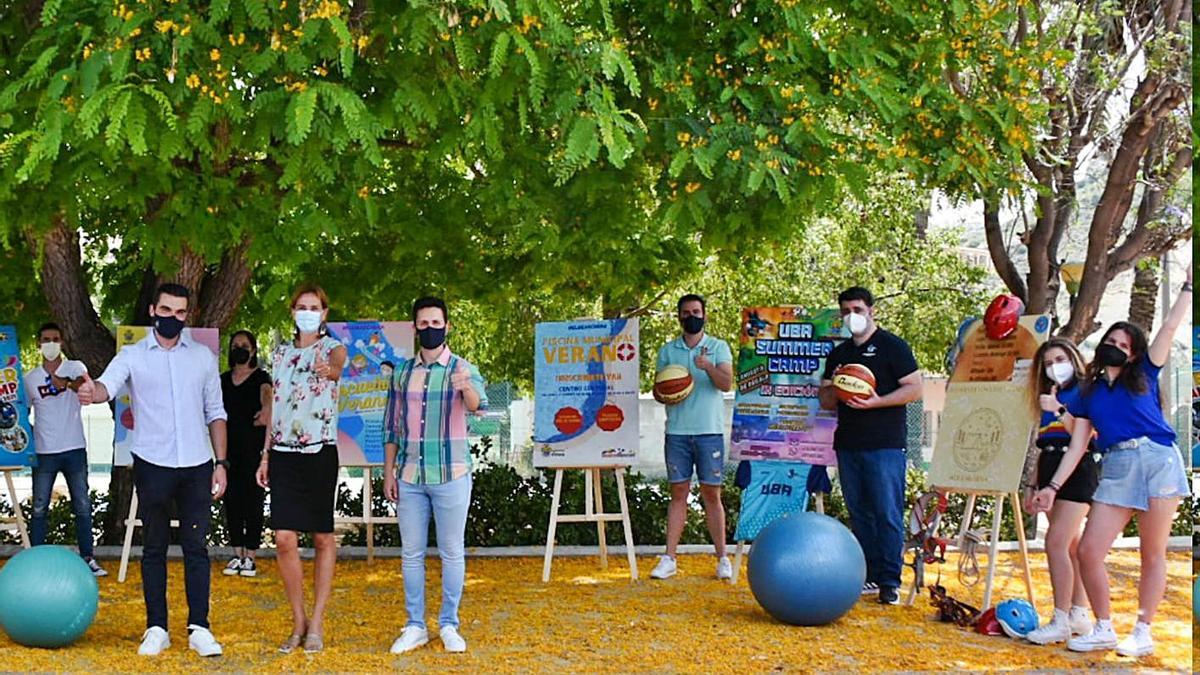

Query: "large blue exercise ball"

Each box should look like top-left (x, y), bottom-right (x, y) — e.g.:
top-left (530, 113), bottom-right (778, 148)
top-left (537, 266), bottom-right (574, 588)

top-left (1193, 577), bottom-right (1199, 621)
top-left (747, 511), bottom-right (866, 626)
top-left (0, 546), bottom-right (99, 648)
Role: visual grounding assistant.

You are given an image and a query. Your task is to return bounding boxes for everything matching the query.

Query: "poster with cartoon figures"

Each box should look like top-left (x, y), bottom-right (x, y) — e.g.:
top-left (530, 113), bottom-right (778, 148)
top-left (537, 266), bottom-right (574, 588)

top-left (930, 314), bottom-right (1050, 493)
top-left (113, 326), bottom-right (221, 466)
top-left (729, 307), bottom-right (844, 465)
top-left (0, 326), bottom-right (35, 466)
top-left (1190, 327), bottom-right (1198, 469)
top-left (326, 321), bottom-right (414, 465)
top-left (534, 319), bottom-right (639, 468)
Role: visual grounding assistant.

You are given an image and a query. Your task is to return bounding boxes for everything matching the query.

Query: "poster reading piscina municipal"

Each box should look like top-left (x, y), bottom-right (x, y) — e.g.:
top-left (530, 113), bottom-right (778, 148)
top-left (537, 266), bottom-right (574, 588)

top-left (326, 321), bottom-right (414, 465)
top-left (0, 326), bottom-right (35, 466)
top-left (534, 319), bottom-right (639, 468)
top-left (729, 307), bottom-right (844, 466)
top-left (113, 326), bottom-right (220, 466)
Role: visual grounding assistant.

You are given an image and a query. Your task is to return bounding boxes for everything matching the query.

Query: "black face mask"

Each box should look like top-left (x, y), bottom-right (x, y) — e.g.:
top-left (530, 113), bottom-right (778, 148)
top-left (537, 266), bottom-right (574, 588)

top-left (1096, 343), bottom-right (1128, 368)
top-left (154, 314), bottom-right (185, 340)
top-left (229, 347), bottom-right (251, 366)
top-left (417, 326), bottom-right (447, 350)
top-left (681, 315), bottom-right (705, 336)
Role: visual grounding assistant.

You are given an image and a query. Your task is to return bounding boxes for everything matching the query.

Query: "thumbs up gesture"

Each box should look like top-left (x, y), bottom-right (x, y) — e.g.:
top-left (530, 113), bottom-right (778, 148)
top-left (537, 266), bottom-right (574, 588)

top-left (450, 361), bottom-right (472, 393)
top-left (694, 346), bottom-right (712, 370)
top-left (1038, 384), bottom-right (1060, 413)
top-left (77, 373), bottom-right (96, 405)
top-left (313, 350), bottom-right (332, 380)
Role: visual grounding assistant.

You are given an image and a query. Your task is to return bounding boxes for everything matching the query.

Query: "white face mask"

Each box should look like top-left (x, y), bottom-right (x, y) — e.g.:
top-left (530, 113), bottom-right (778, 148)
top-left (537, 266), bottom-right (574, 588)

top-left (40, 341), bottom-right (62, 361)
top-left (294, 310), bottom-right (323, 334)
top-left (845, 312), bottom-right (869, 336)
top-left (1045, 362), bottom-right (1074, 386)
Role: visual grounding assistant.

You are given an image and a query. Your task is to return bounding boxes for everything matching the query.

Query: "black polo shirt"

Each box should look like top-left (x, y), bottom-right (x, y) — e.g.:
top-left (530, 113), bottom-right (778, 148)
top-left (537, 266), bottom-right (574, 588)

top-left (821, 328), bottom-right (919, 451)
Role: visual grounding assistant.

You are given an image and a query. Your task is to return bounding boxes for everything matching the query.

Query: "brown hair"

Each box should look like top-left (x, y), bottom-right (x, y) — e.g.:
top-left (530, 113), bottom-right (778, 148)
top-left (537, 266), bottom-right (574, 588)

top-left (1026, 337), bottom-right (1085, 413)
top-left (1082, 321), bottom-right (1149, 397)
top-left (290, 283), bottom-right (330, 310)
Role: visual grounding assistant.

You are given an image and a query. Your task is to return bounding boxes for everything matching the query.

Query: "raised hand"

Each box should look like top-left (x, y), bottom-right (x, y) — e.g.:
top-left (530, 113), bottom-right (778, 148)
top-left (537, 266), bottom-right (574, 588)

top-left (76, 374), bottom-right (96, 405)
top-left (313, 350), bottom-right (332, 380)
top-left (450, 361), bottom-right (472, 392)
top-left (694, 347), bottom-right (712, 370)
top-left (1038, 385), bottom-right (1061, 413)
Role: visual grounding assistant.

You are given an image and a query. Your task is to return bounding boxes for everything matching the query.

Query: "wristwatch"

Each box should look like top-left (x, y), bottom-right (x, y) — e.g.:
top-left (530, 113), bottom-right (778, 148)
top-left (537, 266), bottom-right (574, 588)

top-left (1055, 406), bottom-right (1067, 418)
top-left (214, 459), bottom-right (231, 469)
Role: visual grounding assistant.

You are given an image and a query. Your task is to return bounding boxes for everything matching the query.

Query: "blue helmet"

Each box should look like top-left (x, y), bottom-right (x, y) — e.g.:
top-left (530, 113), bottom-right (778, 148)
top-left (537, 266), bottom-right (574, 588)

top-left (996, 599), bottom-right (1039, 638)
top-left (0, 402), bottom-right (15, 430)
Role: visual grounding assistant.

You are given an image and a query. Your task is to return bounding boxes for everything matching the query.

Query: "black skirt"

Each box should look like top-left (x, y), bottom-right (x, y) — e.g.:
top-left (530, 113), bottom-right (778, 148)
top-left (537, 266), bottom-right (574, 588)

top-left (268, 443), bottom-right (339, 533)
top-left (1036, 446), bottom-right (1099, 504)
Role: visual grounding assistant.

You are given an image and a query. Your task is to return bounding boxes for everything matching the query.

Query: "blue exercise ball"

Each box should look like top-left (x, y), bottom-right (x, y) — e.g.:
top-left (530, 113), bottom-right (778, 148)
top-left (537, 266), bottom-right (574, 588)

top-left (747, 511), bottom-right (866, 626)
top-left (0, 546), bottom-right (99, 648)
top-left (1193, 578), bottom-right (1199, 621)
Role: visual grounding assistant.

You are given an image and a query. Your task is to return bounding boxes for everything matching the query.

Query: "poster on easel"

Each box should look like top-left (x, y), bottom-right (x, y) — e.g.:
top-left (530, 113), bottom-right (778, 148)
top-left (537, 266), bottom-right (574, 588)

top-left (113, 326), bottom-right (220, 466)
top-left (729, 307), bottom-right (845, 466)
top-left (1190, 327), bottom-right (1198, 469)
top-left (325, 321), bottom-right (414, 465)
top-left (0, 326), bottom-right (35, 467)
top-left (533, 318), bottom-right (639, 468)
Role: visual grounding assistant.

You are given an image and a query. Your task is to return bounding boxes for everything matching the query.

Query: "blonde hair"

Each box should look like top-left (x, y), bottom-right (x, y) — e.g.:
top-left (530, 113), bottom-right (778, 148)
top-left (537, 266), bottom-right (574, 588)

top-left (1026, 337), bottom-right (1085, 412)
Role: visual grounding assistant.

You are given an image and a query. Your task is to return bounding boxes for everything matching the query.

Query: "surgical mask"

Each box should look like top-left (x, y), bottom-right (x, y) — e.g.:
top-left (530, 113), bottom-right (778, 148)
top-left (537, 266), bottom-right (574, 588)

top-left (845, 312), bottom-right (868, 336)
top-left (681, 315), bottom-right (705, 335)
top-left (229, 347), bottom-right (251, 366)
top-left (154, 314), bottom-right (185, 340)
top-left (417, 326), bottom-right (446, 350)
top-left (39, 342), bottom-right (62, 361)
top-left (1096, 343), bottom-right (1128, 368)
top-left (1044, 362), bottom-right (1074, 386)
top-left (294, 310), bottom-right (323, 334)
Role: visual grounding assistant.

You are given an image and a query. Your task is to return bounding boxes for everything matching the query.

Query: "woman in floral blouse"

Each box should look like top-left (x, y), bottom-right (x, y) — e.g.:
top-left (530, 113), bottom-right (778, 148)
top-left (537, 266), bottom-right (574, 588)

top-left (256, 283), bottom-right (346, 654)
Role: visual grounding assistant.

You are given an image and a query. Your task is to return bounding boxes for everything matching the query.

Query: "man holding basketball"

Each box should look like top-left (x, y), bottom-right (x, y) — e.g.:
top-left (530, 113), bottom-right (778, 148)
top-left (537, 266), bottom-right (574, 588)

top-left (819, 286), bottom-right (923, 605)
top-left (650, 294), bottom-right (734, 580)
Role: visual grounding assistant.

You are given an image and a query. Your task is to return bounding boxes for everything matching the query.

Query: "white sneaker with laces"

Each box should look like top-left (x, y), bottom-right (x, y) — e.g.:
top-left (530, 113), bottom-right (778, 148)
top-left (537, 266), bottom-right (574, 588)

top-left (138, 626), bottom-right (170, 656)
top-left (86, 557), bottom-right (108, 577)
top-left (188, 625), bottom-right (223, 657)
top-left (1067, 622), bottom-right (1118, 652)
top-left (222, 557), bottom-right (243, 576)
top-left (439, 626), bottom-right (467, 653)
top-left (1068, 606), bottom-right (1093, 636)
top-left (716, 556), bottom-right (733, 580)
top-left (649, 555), bottom-right (677, 579)
top-left (860, 581), bottom-right (880, 596)
top-left (1115, 622), bottom-right (1153, 658)
top-left (239, 558), bottom-right (258, 577)
top-left (1025, 612), bottom-right (1069, 645)
top-left (390, 625), bottom-right (429, 654)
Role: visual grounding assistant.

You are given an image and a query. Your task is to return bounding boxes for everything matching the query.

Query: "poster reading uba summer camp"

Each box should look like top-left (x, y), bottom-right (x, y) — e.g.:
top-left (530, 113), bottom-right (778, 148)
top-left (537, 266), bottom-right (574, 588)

top-left (0, 326), bottom-right (35, 467)
top-left (534, 319), bottom-right (639, 468)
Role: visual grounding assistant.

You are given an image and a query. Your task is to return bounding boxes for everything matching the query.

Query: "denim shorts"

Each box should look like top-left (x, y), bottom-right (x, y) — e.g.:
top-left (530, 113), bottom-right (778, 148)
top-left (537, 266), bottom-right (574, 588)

top-left (665, 434), bottom-right (725, 486)
top-left (1093, 437), bottom-right (1190, 511)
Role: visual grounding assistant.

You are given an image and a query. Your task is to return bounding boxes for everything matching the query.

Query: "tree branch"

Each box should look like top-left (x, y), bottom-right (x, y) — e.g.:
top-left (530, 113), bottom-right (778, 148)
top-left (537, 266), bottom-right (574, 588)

top-left (983, 199), bottom-right (1028, 303)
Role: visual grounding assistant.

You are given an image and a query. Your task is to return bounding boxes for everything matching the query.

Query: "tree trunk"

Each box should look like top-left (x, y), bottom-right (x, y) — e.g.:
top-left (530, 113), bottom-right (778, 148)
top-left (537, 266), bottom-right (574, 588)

top-left (1127, 260), bottom-right (1159, 333)
top-left (196, 237), bottom-right (254, 329)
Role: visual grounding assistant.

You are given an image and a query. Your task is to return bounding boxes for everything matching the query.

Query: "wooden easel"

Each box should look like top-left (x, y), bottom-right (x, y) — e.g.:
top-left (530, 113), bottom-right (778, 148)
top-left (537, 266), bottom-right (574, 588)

top-left (0, 467), bottom-right (30, 548)
top-left (542, 466), bottom-right (638, 582)
top-left (118, 486), bottom-right (185, 582)
top-left (729, 493), bottom-right (823, 585)
top-left (948, 490), bottom-right (1035, 610)
top-left (332, 464), bottom-right (391, 563)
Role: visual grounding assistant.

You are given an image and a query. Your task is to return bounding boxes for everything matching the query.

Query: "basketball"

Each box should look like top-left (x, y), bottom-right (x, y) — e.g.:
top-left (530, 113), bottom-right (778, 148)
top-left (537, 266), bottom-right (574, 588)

top-left (832, 364), bottom-right (876, 402)
top-left (653, 364), bottom-right (694, 405)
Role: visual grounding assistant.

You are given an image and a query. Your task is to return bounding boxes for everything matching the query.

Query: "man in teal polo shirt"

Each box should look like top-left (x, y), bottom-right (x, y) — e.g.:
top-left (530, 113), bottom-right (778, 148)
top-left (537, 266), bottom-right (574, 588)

top-left (650, 294), bottom-right (734, 580)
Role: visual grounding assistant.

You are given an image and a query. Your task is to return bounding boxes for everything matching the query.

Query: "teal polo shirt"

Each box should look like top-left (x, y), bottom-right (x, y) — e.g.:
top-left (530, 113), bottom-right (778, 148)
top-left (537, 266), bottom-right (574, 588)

top-left (655, 334), bottom-right (733, 436)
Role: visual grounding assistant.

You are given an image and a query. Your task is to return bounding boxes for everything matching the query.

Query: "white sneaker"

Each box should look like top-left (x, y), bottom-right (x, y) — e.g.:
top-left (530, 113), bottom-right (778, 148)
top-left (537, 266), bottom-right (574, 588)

top-left (1025, 614), bottom-right (1069, 645)
top-left (439, 626), bottom-right (466, 653)
top-left (238, 558), bottom-right (257, 577)
top-left (187, 625), bottom-right (223, 657)
top-left (649, 555), bottom-right (677, 579)
top-left (716, 556), bottom-right (733, 580)
top-left (86, 558), bottom-right (108, 577)
top-left (861, 581), bottom-right (880, 596)
top-left (137, 626), bottom-right (170, 656)
top-left (390, 625), bottom-right (429, 654)
top-left (1115, 622), bottom-right (1154, 658)
top-left (1067, 623), bottom-right (1118, 652)
top-left (222, 557), bottom-right (243, 576)
top-left (1068, 606), bottom-right (1093, 636)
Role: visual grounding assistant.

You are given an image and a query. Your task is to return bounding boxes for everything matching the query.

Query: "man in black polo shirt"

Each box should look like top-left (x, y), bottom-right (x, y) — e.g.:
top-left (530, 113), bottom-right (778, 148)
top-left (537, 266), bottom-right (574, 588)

top-left (819, 286), bottom-right (923, 605)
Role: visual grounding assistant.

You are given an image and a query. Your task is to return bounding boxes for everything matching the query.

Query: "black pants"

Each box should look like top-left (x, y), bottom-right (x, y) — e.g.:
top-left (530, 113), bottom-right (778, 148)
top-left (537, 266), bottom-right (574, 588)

top-left (223, 444), bottom-right (265, 550)
top-left (134, 456), bottom-right (213, 630)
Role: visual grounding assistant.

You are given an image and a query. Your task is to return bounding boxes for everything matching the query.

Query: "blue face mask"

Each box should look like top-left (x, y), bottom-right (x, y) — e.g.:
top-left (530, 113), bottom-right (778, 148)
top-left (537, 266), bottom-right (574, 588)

top-left (154, 314), bottom-right (185, 340)
top-left (417, 326), bottom-right (446, 350)
top-left (294, 310), bottom-right (322, 334)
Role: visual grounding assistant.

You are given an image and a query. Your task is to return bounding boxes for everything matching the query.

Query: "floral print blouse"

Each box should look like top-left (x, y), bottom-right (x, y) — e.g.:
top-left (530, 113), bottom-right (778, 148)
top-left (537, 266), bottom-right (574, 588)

top-left (270, 335), bottom-right (342, 453)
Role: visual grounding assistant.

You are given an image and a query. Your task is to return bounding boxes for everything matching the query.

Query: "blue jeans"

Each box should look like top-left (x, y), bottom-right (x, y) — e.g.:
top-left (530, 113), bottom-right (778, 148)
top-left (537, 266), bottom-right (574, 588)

top-left (397, 475), bottom-right (472, 630)
top-left (836, 448), bottom-right (906, 590)
top-left (30, 448), bottom-right (94, 558)
top-left (665, 434), bottom-right (726, 486)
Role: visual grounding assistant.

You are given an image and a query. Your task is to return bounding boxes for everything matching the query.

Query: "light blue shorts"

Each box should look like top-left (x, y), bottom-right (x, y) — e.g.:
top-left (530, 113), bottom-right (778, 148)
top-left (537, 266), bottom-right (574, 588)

top-left (665, 434), bottom-right (725, 486)
top-left (1093, 437), bottom-right (1190, 511)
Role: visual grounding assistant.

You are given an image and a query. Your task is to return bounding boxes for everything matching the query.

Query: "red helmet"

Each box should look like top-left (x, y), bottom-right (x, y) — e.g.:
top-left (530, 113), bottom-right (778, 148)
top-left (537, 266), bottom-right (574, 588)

top-left (984, 294), bottom-right (1024, 340)
top-left (974, 606), bottom-right (1003, 636)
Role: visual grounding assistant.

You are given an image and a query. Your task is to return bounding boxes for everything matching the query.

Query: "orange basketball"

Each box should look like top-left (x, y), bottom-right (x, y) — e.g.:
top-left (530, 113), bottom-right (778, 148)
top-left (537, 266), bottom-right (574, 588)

top-left (653, 364), bottom-right (694, 405)
top-left (832, 363), bottom-right (876, 402)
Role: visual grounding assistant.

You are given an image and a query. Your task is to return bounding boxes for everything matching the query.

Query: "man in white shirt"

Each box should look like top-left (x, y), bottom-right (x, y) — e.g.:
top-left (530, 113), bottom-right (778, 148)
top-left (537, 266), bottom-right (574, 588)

top-left (23, 322), bottom-right (106, 577)
top-left (78, 283), bottom-right (229, 658)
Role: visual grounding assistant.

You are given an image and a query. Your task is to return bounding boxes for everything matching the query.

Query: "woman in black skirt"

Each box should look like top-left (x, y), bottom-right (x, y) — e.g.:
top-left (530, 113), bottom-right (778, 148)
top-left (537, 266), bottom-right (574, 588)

top-left (256, 284), bottom-right (346, 654)
top-left (220, 330), bottom-right (272, 578)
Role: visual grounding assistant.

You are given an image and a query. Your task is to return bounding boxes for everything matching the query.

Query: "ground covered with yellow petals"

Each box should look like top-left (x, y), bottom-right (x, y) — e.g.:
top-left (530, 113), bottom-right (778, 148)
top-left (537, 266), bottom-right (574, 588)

top-left (0, 551), bottom-right (1190, 672)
